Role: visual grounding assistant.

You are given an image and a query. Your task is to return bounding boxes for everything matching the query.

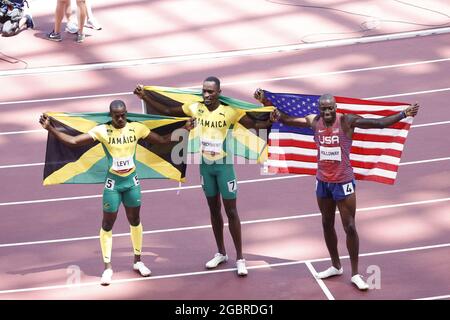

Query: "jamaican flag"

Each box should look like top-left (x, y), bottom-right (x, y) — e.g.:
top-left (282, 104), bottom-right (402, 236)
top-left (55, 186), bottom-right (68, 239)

top-left (43, 112), bottom-right (189, 185)
top-left (141, 86), bottom-right (274, 162)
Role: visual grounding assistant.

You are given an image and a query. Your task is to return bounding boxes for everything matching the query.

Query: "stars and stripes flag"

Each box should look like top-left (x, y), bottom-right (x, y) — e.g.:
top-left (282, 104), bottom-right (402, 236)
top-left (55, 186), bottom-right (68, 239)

top-left (264, 90), bottom-right (414, 184)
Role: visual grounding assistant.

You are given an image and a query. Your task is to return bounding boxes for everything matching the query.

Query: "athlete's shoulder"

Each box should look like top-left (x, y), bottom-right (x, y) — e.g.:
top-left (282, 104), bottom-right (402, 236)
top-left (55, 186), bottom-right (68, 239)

top-left (91, 123), bottom-right (108, 133)
top-left (182, 101), bottom-right (201, 115)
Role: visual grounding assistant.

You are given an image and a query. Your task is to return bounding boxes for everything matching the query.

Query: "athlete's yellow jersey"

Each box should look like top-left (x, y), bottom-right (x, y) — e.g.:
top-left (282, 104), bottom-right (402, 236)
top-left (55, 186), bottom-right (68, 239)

top-left (88, 122), bottom-right (150, 176)
top-left (182, 102), bottom-right (246, 161)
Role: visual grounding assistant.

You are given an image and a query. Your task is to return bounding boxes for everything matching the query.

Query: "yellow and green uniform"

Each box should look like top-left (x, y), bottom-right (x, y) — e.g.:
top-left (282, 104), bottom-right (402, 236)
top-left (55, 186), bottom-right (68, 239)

top-left (88, 121), bottom-right (150, 212)
top-left (182, 102), bottom-right (246, 199)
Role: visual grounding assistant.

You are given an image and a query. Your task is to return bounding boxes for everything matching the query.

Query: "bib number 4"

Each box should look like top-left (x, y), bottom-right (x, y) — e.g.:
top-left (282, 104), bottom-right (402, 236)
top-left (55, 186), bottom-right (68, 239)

top-left (342, 182), bottom-right (354, 196)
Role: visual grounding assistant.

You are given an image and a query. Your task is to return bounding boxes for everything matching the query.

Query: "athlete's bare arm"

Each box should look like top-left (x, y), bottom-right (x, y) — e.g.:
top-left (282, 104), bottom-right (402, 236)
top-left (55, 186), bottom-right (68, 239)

top-left (134, 85), bottom-right (187, 117)
top-left (346, 103), bottom-right (419, 129)
top-left (39, 114), bottom-right (94, 147)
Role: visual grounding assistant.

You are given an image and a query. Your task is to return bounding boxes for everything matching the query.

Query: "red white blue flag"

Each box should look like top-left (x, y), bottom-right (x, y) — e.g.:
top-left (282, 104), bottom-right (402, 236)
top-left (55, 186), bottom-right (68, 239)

top-left (265, 90), bottom-right (413, 184)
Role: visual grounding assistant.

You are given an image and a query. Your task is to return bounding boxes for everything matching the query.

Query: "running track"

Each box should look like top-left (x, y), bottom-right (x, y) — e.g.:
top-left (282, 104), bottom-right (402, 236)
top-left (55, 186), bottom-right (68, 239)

top-left (0, 0), bottom-right (449, 300)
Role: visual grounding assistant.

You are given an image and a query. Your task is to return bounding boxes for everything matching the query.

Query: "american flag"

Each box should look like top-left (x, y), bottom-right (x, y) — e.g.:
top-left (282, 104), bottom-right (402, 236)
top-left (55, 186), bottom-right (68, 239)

top-left (265, 90), bottom-right (414, 184)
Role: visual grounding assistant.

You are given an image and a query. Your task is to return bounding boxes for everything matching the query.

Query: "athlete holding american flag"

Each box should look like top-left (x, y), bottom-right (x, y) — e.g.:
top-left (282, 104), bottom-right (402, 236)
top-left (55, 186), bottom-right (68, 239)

top-left (255, 89), bottom-right (419, 290)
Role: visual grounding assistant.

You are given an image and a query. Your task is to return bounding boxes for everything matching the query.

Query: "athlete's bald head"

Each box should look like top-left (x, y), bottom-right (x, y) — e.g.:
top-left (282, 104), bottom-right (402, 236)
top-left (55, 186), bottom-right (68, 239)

top-left (319, 94), bottom-right (335, 106)
top-left (318, 94), bottom-right (337, 124)
top-left (109, 100), bottom-right (127, 129)
top-left (109, 100), bottom-right (127, 112)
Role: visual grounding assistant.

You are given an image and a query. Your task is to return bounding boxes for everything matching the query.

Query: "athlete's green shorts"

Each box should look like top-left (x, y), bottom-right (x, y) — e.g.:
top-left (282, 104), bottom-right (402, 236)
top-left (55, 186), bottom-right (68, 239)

top-left (102, 172), bottom-right (141, 213)
top-left (199, 162), bottom-right (237, 199)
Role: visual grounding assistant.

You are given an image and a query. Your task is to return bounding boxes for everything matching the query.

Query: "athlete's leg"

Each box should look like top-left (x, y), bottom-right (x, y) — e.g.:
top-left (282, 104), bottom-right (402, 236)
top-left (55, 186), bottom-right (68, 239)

top-left (222, 198), bottom-right (243, 260)
top-left (101, 211), bottom-right (117, 270)
top-left (124, 205), bottom-right (142, 263)
top-left (206, 194), bottom-right (226, 255)
top-left (216, 164), bottom-right (240, 259)
top-left (336, 193), bottom-right (359, 276)
top-left (122, 178), bottom-right (148, 269)
top-left (200, 163), bottom-right (226, 256)
top-left (317, 196), bottom-right (340, 269)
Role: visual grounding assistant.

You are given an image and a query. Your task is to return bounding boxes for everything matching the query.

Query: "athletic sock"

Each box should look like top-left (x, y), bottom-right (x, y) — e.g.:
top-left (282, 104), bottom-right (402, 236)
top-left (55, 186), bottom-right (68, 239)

top-left (130, 223), bottom-right (143, 256)
top-left (99, 228), bottom-right (113, 263)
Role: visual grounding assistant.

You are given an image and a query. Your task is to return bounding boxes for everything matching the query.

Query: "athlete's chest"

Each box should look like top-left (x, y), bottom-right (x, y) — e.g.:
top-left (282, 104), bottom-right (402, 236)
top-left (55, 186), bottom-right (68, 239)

top-left (194, 106), bottom-right (232, 130)
top-left (104, 125), bottom-right (139, 147)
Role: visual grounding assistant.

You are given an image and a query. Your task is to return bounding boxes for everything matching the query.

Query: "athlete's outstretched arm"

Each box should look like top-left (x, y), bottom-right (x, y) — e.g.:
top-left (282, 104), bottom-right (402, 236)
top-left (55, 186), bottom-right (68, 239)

top-left (253, 88), bottom-right (315, 128)
top-left (238, 112), bottom-right (279, 129)
top-left (143, 118), bottom-right (195, 144)
top-left (134, 84), bottom-right (187, 117)
top-left (348, 103), bottom-right (419, 129)
top-left (278, 112), bottom-right (316, 128)
top-left (39, 114), bottom-right (94, 147)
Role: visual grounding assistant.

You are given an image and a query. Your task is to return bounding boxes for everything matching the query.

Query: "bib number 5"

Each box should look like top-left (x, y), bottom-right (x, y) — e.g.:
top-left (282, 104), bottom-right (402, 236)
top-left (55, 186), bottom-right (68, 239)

top-left (105, 178), bottom-right (115, 190)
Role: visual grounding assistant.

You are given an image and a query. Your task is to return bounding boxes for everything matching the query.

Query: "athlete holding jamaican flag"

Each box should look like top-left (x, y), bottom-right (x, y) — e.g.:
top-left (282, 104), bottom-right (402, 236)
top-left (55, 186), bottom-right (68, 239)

top-left (135, 77), bottom-right (276, 276)
top-left (40, 100), bottom-right (193, 285)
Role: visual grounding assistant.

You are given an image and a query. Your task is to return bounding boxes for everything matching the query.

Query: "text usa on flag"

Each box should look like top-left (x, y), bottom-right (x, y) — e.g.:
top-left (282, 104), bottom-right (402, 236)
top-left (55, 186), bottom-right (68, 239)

top-left (264, 90), bottom-right (414, 185)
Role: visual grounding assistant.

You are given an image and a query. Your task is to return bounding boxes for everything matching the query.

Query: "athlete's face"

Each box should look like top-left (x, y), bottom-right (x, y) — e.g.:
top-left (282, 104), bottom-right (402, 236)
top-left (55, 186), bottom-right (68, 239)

top-left (319, 100), bottom-right (337, 124)
top-left (111, 106), bottom-right (127, 129)
top-left (202, 81), bottom-right (221, 108)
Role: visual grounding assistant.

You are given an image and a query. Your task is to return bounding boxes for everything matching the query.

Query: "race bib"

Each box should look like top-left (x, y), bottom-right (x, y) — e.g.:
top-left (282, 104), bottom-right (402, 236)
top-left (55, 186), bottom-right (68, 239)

top-left (111, 156), bottom-right (135, 172)
top-left (319, 146), bottom-right (342, 161)
top-left (105, 178), bottom-right (115, 190)
top-left (200, 138), bottom-right (223, 154)
top-left (342, 182), bottom-right (354, 195)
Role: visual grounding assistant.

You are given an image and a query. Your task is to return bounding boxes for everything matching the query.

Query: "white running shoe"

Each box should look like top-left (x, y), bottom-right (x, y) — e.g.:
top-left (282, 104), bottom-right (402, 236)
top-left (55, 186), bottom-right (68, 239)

top-left (100, 268), bottom-right (113, 286)
top-left (133, 261), bottom-right (151, 277)
top-left (351, 274), bottom-right (369, 290)
top-left (236, 259), bottom-right (248, 276)
top-left (316, 266), bottom-right (343, 279)
top-left (205, 253), bottom-right (228, 269)
top-left (65, 20), bottom-right (78, 34)
top-left (85, 18), bottom-right (102, 30)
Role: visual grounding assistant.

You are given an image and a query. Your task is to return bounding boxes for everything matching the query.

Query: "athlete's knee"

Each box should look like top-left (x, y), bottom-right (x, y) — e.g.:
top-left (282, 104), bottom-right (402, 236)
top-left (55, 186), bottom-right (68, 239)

top-left (343, 223), bottom-right (357, 236)
top-left (224, 207), bottom-right (239, 221)
top-left (76, 0), bottom-right (86, 5)
top-left (127, 215), bottom-right (140, 226)
top-left (102, 221), bottom-right (114, 231)
top-left (322, 218), bottom-right (335, 231)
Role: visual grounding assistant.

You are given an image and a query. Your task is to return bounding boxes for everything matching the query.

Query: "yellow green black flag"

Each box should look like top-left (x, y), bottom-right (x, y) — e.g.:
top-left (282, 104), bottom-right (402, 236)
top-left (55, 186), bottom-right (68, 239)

top-left (43, 112), bottom-right (189, 185)
top-left (141, 86), bottom-right (274, 163)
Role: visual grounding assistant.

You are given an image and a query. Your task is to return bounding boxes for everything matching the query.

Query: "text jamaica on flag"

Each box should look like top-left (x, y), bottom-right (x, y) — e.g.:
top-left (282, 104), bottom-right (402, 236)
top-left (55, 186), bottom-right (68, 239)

top-left (43, 112), bottom-right (190, 185)
top-left (140, 86), bottom-right (274, 163)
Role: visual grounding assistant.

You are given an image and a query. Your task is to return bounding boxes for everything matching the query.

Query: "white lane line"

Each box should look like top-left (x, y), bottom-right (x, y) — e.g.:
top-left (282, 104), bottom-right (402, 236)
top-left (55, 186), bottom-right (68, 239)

top-left (2, 118), bottom-right (450, 137)
top-left (1, 155), bottom-right (449, 202)
top-left (411, 121), bottom-right (450, 128)
top-left (305, 261), bottom-right (335, 300)
top-left (367, 88), bottom-right (450, 100)
top-left (400, 157), bottom-right (450, 166)
top-left (0, 162), bottom-right (44, 169)
top-left (1, 62), bottom-right (450, 106)
top-left (0, 138), bottom-right (450, 169)
top-left (415, 294), bottom-right (450, 300)
top-left (0, 92), bottom-right (131, 106)
top-left (1, 196), bottom-right (449, 248)
top-left (0, 129), bottom-right (45, 135)
top-left (0, 175), bottom-right (305, 206)
top-left (0, 242), bottom-right (448, 295)
top-left (1, 27), bottom-right (449, 78)
top-left (0, 150), bottom-right (449, 202)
